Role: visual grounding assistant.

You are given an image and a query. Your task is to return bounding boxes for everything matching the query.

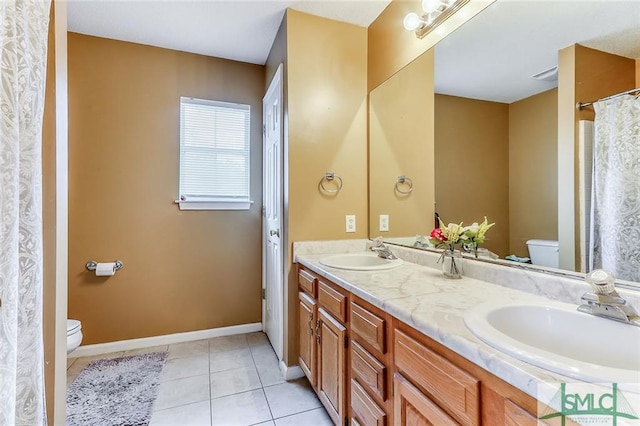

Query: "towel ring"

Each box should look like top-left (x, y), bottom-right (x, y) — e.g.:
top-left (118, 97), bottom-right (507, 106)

top-left (319, 172), bottom-right (343, 193)
top-left (395, 175), bottom-right (413, 194)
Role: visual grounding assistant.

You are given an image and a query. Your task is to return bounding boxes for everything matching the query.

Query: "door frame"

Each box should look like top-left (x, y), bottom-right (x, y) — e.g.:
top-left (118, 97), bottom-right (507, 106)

top-left (262, 63), bottom-right (284, 360)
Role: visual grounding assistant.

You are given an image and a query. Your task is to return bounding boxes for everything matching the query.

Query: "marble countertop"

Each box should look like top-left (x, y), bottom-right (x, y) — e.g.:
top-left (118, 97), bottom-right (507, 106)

top-left (295, 252), bottom-right (633, 401)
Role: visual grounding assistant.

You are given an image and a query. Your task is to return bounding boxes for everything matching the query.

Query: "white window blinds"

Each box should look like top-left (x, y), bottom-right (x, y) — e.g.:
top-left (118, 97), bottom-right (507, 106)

top-left (179, 97), bottom-right (251, 210)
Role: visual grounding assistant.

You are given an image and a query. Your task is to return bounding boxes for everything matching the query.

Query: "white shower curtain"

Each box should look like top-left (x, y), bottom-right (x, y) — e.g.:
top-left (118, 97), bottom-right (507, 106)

top-left (590, 95), bottom-right (640, 282)
top-left (0, 1), bottom-right (52, 425)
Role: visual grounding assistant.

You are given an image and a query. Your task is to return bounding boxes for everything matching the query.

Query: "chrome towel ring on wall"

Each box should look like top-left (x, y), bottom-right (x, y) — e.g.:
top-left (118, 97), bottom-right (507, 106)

top-left (395, 175), bottom-right (413, 194)
top-left (319, 172), bottom-right (343, 194)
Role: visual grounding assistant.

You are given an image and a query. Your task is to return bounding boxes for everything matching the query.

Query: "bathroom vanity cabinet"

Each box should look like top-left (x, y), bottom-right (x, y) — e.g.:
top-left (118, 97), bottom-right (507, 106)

top-left (297, 265), bottom-right (540, 426)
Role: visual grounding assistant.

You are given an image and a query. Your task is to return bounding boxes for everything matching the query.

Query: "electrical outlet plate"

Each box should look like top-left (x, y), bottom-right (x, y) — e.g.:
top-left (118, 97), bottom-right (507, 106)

top-left (379, 214), bottom-right (389, 232)
top-left (346, 215), bottom-right (356, 233)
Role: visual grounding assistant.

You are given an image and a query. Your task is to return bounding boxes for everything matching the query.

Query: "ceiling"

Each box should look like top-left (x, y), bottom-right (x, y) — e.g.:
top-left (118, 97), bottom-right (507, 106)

top-left (67, 1), bottom-right (640, 103)
top-left (435, 0), bottom-right (640, 103)
top-left (67, 0), bottom-right (391, 65)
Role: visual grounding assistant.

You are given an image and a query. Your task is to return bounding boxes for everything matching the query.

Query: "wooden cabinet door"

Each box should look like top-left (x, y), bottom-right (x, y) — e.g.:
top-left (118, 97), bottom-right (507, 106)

top-left (394, 330), bottom-right (478, 425)
top-left (317, 307), bottom-right (347, 426)
top-left (298, 292), bottom-right (317, 387)
top-left (393, 374), bottom-right (459, 426)
top-left (504, 399), bottom-right (538, 426)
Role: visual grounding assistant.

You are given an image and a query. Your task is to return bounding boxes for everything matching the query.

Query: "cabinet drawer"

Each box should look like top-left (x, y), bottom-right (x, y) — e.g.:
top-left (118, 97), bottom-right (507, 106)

top-left (298, 269), bottom-right (317, 296)
top-left (394, 330), bottom-right (479, 426)
top-left (318, 280), bottom-right (347, 323)
top-left (351, 341), bottom-right (387, 401)
top-left (350, 302), bottom-right (386, 354)
top-left (351, 379), bottom-right (386, 426)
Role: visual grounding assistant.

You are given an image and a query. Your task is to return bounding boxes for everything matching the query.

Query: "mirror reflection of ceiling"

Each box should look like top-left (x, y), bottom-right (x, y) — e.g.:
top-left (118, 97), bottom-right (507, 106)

top-left (435, 0), bottom-right (640, 103)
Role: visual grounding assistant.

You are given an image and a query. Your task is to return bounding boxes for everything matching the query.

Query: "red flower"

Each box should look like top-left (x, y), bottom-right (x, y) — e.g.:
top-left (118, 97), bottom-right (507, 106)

top-left (430, 227), bottom-right (446, 243)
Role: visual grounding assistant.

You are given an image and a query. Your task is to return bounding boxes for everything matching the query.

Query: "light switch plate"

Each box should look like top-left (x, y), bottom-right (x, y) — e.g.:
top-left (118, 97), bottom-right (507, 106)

top-left (379, 214), bottom-right (389, 232)
top-left (346, 215), bottom-right (356, 233)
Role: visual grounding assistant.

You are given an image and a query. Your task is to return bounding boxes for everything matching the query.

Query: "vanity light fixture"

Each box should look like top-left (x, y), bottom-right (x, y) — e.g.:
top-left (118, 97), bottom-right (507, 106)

top-left (403, 0), bottom-right (470, 39)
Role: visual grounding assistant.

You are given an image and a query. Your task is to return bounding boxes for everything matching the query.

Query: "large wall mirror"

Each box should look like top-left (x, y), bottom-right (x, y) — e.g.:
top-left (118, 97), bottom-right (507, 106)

top-left (369, 0), bottom-right (640, 286)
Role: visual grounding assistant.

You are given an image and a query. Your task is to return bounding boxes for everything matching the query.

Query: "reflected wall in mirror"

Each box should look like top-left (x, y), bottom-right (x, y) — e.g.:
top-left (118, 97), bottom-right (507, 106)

top-left (434, 88), bottom-right (558, 258)
top-left (369, 51), bottom-right (434, 240)
top-left (368, 0), bottom-right (640, 285)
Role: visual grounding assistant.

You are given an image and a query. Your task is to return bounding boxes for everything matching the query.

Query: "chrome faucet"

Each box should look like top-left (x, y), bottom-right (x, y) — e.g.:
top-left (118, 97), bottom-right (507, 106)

top-left (413, 235), bottom-right (431, 249)
top-left (370, 238), bottom-right (398, 260)
top-left (577, 269), bottom-right (640, 326)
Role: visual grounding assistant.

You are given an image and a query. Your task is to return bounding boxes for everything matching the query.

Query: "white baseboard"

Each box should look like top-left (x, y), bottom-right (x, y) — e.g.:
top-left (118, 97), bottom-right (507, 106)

top-left (70, 322), bottom-right (262, 358)
top-left (279, 360), bottom-right (304, 381)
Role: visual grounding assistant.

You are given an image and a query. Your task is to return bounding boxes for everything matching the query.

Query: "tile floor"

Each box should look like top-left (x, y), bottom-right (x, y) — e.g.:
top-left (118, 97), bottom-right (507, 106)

top-left (67, 332), bottom-right (333, 426)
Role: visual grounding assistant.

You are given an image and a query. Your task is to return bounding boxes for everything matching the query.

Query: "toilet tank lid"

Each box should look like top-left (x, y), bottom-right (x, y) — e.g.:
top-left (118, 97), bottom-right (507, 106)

top-left (67, 319), bottom-right (81, 334)
top-left (526, 239), bottom-right (559, 247)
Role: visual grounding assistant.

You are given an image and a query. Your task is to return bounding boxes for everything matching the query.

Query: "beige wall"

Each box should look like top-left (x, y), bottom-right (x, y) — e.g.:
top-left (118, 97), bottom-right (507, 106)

top-left (508, 89), bottom-right (558, 256)
top-left (264, 15), bottom-right (290, 362)
top-left (285, 10), bottom-right (368, 363)
top-left (372, 87), bottom-right (557, 258)
top-left (434, 95), bottom-right (509, 257)
top-left (68, 34), bottom-right (265, 344)
top-left (266, 17), bottom-right (287, 89)
top-left (43, 6), bottom-right (56, 424)
top-left (557, 45), bottom-right (577, 270)
top-left (44, 3), bottom-right (68, 423)
top-left (368, 0), bottom-right (494, 90)
top-left (574, 45), bottom-right (636, 122)
top-left (369, 51), bottom-right (434, 238)
top-left (557, 44), bottom-right (635, 270)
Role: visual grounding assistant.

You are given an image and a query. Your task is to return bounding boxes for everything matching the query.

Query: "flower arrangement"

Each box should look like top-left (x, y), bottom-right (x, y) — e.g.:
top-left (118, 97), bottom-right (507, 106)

top-left (429, 217), bottom-right (495, 278)
top-left (461, 217), bottom-right (495, 257)
top-left (429, 217), bottom-right (495, 252)
top-left (429, 221), bottom-right (466, 251)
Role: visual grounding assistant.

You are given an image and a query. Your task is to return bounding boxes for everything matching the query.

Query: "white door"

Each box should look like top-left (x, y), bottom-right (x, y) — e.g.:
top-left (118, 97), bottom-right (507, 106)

top-left (263, 64), bottom-right (284, 361)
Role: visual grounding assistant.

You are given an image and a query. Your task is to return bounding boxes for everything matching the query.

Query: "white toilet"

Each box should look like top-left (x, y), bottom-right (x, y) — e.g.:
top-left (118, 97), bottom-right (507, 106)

top-left (67, 319), bottom-right (83, 354)
top-left (526, 239), bottom-right (559, 268)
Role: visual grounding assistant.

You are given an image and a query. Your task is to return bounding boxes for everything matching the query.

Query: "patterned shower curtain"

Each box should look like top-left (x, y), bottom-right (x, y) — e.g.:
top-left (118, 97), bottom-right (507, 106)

top-left (0, 1), bottom-right (51, 424)
top-left (590, 95), bottom-right (640, 282)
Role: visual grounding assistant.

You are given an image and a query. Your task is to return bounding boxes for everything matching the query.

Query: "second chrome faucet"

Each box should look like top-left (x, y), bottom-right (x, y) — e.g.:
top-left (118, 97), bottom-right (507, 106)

top-left (370, 238), bottom-right (398, 260)
top-left (577, 269), bottom-right (640, 326)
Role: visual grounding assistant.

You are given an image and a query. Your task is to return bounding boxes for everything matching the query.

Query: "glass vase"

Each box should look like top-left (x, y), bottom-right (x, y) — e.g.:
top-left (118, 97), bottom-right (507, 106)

top-left (441, 249), bottom-right (463, 279)
top-left (462, 242), bottom-right (479, 258)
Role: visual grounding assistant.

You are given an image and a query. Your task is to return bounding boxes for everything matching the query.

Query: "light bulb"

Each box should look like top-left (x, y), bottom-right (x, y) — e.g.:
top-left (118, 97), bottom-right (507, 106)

top-left (422, 0), bottom-right (442, 13)
top-left (403, 12), bottom-right (422, 31)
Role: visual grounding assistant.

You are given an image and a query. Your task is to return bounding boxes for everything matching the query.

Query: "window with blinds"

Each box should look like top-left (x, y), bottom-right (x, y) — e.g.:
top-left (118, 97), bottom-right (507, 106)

top-left (178, 97), bottom-right (252, 210)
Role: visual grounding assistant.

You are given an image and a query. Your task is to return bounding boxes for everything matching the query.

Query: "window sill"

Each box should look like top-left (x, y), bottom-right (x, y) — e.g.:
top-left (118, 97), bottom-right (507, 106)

top-left (175, 199), bottom-right (254, 211)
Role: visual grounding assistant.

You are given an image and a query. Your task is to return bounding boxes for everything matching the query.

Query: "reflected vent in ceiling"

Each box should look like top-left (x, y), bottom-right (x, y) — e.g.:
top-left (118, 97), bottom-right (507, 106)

top-left (531, 66), bottom-right (558, 82)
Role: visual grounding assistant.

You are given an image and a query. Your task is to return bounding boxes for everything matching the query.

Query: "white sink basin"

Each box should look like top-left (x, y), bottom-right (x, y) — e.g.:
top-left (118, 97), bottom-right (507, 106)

top-left (464, 301), bottom-right (640, 383)
top-left (319, 253), bottom-right (403, 271)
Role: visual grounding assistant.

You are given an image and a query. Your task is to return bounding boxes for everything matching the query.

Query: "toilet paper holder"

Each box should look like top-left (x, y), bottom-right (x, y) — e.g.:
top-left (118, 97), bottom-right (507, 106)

top-left (85, 260), bottom-right (123, 272)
